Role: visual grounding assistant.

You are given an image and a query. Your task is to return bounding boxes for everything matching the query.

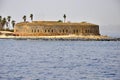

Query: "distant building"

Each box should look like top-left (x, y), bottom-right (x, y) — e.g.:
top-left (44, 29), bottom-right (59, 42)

top-left (14, 21), bottom-right (100, 36)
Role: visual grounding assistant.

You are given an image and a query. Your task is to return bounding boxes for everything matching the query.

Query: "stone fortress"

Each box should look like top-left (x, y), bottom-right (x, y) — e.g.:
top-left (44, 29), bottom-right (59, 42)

top-left (14, 21), bottom-right (100, 36)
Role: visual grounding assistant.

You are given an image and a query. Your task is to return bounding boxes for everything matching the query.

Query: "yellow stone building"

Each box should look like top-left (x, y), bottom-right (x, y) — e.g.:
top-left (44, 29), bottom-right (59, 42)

top-left (14, 21), bottom-right (100, 36)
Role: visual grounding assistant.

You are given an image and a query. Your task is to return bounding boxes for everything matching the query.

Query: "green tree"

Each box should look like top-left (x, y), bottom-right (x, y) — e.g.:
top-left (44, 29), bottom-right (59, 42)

top-left (58, 20), bottom-right (63, 22)
top-left (1, 17), bottom-right (6, 28)
top-left (7, 16), bottom-right (11, 28)
top-left (0, 16), bottom-right (2, 22)
top-left (30, 14), bottom-right (33, 21)
top-left (11, 20), bottom-right (15, 28)
top-left (7, 16), bottom-right (11, 22)
top-left (63, 14), bottom-right (66, 23)
top-left (23, 15), bottom-right (26, 22)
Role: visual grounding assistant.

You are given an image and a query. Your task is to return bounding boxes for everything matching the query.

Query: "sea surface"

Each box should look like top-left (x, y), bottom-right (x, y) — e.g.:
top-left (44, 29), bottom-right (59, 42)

top-left (0, 39), bottom-right (120, 80)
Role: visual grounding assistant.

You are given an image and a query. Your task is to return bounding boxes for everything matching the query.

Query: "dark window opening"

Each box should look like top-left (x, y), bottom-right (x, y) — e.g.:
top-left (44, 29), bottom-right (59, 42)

top-left (45, 30), bottom-right (46, 32)
top-left (63, 30), bottom-right (64, 33)
top-left (66, 30), bottom-right (68, 33)
top-left (51, 30), bottom-right (53, 32)
top-left (32, 30), bottom-right (33, 32)
top-left (38, 30), bottom-right (39, 32)
top-left (76, 30), bottom-right (78, 33)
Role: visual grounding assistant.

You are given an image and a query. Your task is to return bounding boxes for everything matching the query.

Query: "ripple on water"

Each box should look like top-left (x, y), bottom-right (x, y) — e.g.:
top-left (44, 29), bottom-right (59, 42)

top-left (0, 40), bottom-right (120, 80)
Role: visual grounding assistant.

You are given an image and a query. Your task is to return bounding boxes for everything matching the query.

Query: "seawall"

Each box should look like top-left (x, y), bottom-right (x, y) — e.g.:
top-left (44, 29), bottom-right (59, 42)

top-left (0, 35), bottom-right (119, 41)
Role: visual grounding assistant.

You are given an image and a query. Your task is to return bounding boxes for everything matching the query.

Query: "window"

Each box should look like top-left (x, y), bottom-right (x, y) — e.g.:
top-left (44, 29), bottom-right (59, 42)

top-left (37, 29), bottom-right (39, 32)
top-left (63, 30), bottom-right (64, 33)
top-left (76, 30), bottom-right (78, 33)
top-left (32, 29), bottom-right (33, 32)
top-left (66, 30), bottom-right (68, 33)
top-left (51, 29), bottom-right (53, 32)
top-left (45, 30), bottom-right (46, 32)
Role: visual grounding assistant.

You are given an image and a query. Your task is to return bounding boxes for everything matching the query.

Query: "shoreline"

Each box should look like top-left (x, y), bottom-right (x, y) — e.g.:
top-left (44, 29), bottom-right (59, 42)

top-left (0, 35), bottom-right (120, 41)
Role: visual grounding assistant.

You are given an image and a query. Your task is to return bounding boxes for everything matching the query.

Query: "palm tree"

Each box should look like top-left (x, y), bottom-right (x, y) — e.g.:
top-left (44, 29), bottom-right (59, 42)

top-left (30, 14), bottom-right (33, 21)
top-left (11, 20), bottom-right (15, 28)
top-left (7, 16), bottom-right (11, 22)
top-left (63, 14), bottom-right (66, 23)
top-left (0, 16), bottom-right (2, 22)
top-left (1, 17), bottom-right (6, 29)
top-left (23, 15), bottom-right (26, 22)
top-left (7, 16), bottom-right (11, 28)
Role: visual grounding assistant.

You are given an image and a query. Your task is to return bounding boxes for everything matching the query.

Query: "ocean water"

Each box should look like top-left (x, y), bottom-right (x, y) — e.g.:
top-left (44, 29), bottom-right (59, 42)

top-left (0, 39), bottom-right (120, 80)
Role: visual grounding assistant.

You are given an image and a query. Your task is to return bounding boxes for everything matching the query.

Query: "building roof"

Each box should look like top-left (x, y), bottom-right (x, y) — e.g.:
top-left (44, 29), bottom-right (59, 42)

top-left (15, 21), bottom-right (98, 27)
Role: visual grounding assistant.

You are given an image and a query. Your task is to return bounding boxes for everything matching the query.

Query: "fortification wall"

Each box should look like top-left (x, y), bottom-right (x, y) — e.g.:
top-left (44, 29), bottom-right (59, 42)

top-left (14, 21), bottom-right (100, 36)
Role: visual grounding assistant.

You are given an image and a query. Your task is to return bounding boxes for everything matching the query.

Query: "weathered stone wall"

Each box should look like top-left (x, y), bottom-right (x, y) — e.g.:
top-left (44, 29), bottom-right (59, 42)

top-left (14, 21), bottom-right (100, 36)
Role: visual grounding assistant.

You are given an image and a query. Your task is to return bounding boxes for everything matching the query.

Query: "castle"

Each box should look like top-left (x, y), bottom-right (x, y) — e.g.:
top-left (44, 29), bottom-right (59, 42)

top-left (14, 21), bottom-right (100, 36)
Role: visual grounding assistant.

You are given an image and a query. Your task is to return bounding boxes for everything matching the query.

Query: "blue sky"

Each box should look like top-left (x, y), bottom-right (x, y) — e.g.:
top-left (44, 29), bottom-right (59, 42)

top-left (0, 0), bottom-right (120, 37)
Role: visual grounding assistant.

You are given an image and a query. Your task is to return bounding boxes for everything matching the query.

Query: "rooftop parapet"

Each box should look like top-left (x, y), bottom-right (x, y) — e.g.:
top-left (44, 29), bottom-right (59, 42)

top-left (15, 21), bottom-right (99, 27)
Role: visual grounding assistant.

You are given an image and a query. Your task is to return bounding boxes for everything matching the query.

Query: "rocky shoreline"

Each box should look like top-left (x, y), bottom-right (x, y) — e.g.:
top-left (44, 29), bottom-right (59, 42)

top-left (0, 35), bottom-right (120, 41)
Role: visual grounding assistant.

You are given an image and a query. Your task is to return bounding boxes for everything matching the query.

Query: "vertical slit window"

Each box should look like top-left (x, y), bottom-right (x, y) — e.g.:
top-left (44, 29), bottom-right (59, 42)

top-left (63, 30), bottom-right (64, 33)
top-left (51, 30), bottom-right (53, 32)
top-left (66, 30), bottom-right (68, 33)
